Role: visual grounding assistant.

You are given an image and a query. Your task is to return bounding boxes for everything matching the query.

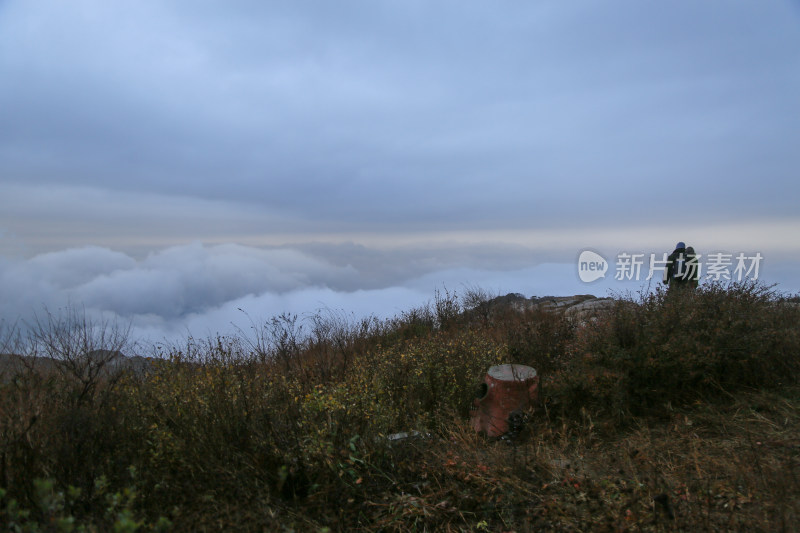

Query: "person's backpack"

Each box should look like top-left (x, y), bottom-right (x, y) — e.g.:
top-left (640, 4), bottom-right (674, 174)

top-left (672, 253), bottom-right (686, 280)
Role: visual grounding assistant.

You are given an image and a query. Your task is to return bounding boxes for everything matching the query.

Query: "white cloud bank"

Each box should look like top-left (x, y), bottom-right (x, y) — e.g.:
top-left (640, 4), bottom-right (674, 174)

top-left (0, 242), bottom-right (538, 344)
top-left (2, 241), bottom-right (797, 347)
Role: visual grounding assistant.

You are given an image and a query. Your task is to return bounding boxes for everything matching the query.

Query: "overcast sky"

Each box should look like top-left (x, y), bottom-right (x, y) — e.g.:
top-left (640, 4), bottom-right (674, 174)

top-left (2, 1), bottom-right (799, 343)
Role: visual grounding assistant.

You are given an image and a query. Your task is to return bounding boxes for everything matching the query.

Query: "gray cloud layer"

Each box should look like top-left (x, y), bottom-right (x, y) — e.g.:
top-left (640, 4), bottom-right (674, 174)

top-left (2, 0), bottom-right (799, 236)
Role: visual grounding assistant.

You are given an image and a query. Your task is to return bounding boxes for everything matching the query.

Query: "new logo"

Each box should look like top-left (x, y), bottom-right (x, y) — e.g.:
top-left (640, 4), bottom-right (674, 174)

top-left (578, 250), bottom-right (608, 283)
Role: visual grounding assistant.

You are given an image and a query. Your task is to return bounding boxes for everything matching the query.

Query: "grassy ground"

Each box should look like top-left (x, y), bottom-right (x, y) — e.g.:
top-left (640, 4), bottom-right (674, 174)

top-left (1, 281), bottom-right (798, 531)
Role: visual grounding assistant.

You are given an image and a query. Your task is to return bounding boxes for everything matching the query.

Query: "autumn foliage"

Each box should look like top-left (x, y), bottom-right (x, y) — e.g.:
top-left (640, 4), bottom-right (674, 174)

top-left (1, 281), bottom-right (799, 531)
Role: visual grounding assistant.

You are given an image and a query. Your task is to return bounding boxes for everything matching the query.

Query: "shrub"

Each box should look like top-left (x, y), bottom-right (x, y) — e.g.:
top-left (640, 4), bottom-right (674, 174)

top-left (507, 308), bottom-right (576, 376)
top-left (2, 284), bottom-right (799, 530)
top-left (567, 280), bottom-right (800, 417)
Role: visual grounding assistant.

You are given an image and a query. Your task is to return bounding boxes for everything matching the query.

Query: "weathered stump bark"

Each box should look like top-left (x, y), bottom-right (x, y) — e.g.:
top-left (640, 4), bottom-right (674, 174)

top-left (470, 364), bottom-right (538, 437)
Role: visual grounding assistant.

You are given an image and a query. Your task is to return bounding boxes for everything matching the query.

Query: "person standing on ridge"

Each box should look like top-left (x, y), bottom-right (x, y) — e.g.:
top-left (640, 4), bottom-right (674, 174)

top-left (685, 246), bottom-right (700, 289)
top-left (663, 241), bottom-right (689, 291)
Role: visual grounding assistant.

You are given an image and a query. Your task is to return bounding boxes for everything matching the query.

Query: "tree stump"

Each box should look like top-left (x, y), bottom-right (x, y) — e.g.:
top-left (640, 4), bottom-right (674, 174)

top-left (470, 364), bottom-right (539, 437)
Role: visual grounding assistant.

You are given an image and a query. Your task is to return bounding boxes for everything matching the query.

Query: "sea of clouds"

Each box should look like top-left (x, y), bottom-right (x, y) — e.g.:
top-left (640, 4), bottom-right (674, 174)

top-left (2, 242), bottom-right (796, 349)
top-left (0, 242), bottom-right (593, 346)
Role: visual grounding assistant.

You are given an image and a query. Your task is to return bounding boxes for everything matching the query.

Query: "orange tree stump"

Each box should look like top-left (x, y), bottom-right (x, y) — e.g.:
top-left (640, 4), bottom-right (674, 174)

top-left (470, 364), bottom-right (539, 437)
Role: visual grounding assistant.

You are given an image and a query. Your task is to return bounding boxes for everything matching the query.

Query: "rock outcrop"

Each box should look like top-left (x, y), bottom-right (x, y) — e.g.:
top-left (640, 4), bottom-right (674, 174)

top-left (480, 293), bottom-right (617, 325)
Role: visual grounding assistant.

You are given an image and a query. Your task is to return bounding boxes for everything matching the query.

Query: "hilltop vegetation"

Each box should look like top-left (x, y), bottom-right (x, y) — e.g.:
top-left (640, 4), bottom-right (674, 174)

top-left (1, 282), bottom-right (799, 531)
